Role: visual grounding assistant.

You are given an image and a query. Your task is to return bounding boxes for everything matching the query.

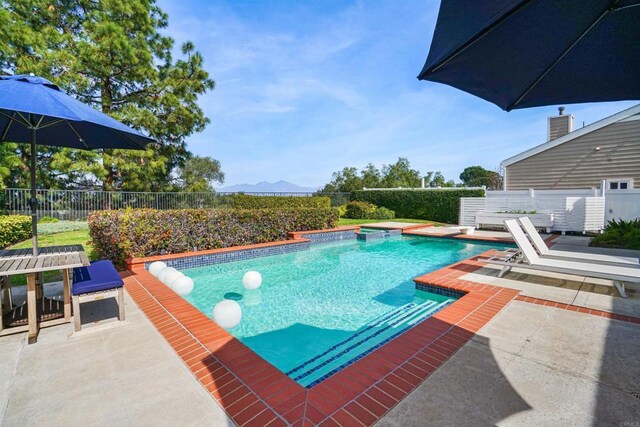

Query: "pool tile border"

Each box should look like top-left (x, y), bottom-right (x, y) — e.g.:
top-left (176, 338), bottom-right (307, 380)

top-left (287, 226), bottom-right (359, 240)
top-left (127, 239), bottom-right (313, 271)
top-left (145, 241), bottom-right (311, 271)
top-left (124, 247), bottom-right (519, 426)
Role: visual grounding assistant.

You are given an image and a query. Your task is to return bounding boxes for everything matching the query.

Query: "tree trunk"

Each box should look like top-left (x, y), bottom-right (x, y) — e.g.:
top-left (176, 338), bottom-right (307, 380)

top-left (101, 79), bottom-right (115, 191)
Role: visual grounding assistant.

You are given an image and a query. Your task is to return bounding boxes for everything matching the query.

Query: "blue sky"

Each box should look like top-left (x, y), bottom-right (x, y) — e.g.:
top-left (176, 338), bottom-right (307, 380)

top-left (158, 0), bottom-right (637, 188)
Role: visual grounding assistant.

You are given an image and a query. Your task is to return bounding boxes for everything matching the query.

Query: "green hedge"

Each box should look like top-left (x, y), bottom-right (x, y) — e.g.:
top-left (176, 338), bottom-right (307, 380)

top-left (351, 189), bottom-right (485, 223)
top-left (0, 215), bottom-right (32, 249)
top-left (229, 194), bottom-right (330, 209)
top-left (88, 208), bottom-right (339, 267)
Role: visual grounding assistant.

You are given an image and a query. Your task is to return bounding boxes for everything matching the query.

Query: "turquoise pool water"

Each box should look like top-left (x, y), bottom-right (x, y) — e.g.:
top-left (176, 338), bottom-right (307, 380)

top-left (358, 227), bottom-right (384, 233)
top-left (181, 236), bottom-right (505, 387)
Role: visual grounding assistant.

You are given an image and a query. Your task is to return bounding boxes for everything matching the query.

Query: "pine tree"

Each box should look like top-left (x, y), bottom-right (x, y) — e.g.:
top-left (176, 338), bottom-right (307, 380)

top-left (0, 0), bottom-right (216, 191)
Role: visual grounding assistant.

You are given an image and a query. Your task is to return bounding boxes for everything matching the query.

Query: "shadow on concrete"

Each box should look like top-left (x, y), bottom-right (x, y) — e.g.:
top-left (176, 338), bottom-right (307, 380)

top-left (593, 293), bottom-right (640, 424)
top-left (77, 298), bottom-right (121, 325)
top-left (376, 319), bottom-right (532, 426)
top-left (477, 265), bottom-right (584, 291)
top-left (196, 311), bottom-right (533, 425)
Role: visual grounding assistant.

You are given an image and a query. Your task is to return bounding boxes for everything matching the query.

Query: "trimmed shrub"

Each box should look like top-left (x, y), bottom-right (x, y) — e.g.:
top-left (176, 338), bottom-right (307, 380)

top-left (345, 201), bottom-right (376, 219)
top-left (591, 218), bottom-right (640, 250)
top-left (230, 194), bottom-right (331, 209)
top-left (88, 208), bottom-right (339, 267)
top-left (369, 206), bottom-right (395, 220)
top-left (351, 189), bottom-right (485, 223)
top-left (344, 201), bottom-right (395, 220)
top-left (0, 215), bottom-right (32, 249)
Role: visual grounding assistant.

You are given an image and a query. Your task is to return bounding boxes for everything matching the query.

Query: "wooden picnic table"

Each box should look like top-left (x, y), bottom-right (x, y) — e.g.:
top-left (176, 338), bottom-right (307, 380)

top-left (0, 245), bottom-right (90, 343)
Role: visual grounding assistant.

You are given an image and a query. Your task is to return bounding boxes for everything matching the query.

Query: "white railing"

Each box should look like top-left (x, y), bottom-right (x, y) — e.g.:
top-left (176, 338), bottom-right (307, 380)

top-left (363, 186), bottom-right (486, 192)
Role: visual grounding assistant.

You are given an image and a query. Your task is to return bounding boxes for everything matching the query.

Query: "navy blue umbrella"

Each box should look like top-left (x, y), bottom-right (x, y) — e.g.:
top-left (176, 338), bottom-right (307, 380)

top-left (418, 0), bottom-right (640, 111)
top-left (0, 74), bottom-right (156, 254)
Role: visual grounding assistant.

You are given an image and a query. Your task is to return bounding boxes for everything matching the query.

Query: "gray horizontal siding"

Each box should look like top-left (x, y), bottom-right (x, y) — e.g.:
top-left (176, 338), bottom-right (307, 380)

top-left (506, 117), bottom-right (640, 190)
top-left (548, 115), bottom-right (572, 140)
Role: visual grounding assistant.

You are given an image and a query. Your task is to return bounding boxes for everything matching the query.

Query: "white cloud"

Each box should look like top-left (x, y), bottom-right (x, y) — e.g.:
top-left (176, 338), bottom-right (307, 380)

top-left (158, 0), bottom-right (638, 187)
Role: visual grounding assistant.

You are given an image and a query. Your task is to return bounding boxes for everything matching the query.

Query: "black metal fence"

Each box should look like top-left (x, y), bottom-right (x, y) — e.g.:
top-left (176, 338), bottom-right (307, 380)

top-left (3, 188), bottom-right (350, 220)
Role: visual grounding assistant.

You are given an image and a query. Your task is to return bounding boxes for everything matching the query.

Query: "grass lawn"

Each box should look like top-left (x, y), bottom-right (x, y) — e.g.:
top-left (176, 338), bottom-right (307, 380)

top-left (8, 229), bottom-right (96, 287)
top-left (337, 218), bottom-right (442, 226)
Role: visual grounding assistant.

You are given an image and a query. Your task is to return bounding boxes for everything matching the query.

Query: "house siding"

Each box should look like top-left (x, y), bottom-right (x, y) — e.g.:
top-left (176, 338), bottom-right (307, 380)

top-left (505, 116), bottom-right (640, 190)
top-left (548, 114), bottom-right (573, 141)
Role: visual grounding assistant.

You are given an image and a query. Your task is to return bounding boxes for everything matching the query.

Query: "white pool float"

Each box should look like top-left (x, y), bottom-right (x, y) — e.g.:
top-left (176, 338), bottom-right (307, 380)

top-left (213, 300), bottom-right (242, 329)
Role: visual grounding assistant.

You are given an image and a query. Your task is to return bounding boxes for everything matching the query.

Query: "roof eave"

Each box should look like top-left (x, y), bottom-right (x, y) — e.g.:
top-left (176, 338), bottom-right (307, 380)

top-left (501, 103), bottom-right (640, 168)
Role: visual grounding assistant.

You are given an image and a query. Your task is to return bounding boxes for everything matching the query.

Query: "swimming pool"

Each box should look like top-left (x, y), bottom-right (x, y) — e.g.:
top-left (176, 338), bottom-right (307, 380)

top-left (180, 235), bottom-right (505, 387)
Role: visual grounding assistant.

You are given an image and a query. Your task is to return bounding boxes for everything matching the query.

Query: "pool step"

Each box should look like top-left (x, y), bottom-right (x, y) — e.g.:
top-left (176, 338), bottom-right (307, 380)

top-left (289, 298), bottom-right (452, 386)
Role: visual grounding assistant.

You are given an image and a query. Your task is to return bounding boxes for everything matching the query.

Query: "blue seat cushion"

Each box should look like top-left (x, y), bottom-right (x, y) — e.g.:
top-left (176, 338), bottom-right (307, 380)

top-left (72, 260), bottom-right (123, 296)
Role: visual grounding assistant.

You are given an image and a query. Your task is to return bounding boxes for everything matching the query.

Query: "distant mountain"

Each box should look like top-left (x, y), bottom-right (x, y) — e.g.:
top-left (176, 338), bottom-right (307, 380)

top-left (218, 180), bottom-right (319, 193)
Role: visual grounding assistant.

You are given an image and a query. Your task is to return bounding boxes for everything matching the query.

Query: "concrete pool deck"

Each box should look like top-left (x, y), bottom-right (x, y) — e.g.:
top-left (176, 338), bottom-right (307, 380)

top-left (3, 286), bottom-right (638, 426)
top-left (0, 291), bottom-right (231, 426)
top-left (378, 299), bottom-right (640, 426)
top-left (2, 231), bottom-right (640, 426)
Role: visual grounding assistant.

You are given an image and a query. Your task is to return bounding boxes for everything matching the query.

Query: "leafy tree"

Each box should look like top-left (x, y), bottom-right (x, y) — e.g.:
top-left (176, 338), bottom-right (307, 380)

top-left (361, 163), bottom-right (381, 189)
top-left (0, 143), bottom-right (20, 190)
top-left (320, 167), bottom-right (363, 193)
top-left (380, 158), bottom-right (421, 188)
top-left (459, 166), bottom-right (503, 189)
top-left (320, 159), bottom-right (460, 193)
top-left (429, 171), bottom-right (455, 187)
top-left (176, 156), bottom-right (224, 192)
top-left (0, 0), bottom-right (216, 191)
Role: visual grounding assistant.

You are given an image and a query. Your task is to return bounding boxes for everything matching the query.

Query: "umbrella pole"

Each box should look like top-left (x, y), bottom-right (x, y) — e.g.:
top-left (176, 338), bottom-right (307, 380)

top-left (30, 128), bottom-right (38, 256)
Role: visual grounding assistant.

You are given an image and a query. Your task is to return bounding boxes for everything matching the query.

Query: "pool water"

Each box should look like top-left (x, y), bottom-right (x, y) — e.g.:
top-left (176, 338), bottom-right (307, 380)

top-left (181, 236), bottom-right (505, 387)
top-left (358, 227), bottom-right (384, 233)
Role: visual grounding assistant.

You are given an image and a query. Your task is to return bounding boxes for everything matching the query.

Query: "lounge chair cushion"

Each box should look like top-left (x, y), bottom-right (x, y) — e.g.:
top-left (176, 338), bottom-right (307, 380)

top-left (72, 260), bottom-right (123, 296)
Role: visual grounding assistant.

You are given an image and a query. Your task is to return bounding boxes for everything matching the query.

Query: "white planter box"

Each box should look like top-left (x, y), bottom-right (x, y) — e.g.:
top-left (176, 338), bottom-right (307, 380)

top-left (475, 212), bottom-right (554, 233)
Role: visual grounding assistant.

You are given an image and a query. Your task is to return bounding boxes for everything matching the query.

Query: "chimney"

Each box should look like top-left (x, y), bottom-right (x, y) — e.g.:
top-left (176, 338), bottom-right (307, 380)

top-left (547, 106), bottom-right (573, 141)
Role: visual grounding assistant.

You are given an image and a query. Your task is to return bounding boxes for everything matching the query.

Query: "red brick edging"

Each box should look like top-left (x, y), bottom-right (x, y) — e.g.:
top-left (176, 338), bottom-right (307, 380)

top-left (516, 295), bottom-right (640, 324)
top-left (123, 249), bottom-right (518, 426)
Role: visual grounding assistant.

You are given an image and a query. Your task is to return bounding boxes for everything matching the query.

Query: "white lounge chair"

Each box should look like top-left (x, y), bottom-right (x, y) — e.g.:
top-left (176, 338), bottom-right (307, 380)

top-left (487, 219), bottom-right (640, 298)
top-left (518, 216), bottom-right (640, 267)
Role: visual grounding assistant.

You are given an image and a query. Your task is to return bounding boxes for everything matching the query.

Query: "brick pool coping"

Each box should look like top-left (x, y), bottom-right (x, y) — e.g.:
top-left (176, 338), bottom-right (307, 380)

top-left (124, 243), bottom-right (519, 426)
top-left (516, 295), bottom-right (640, 325)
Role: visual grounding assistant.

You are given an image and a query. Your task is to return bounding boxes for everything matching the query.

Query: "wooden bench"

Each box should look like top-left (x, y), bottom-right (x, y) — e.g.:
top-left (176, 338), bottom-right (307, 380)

top-left (475, 213), bottom-right (554, 233)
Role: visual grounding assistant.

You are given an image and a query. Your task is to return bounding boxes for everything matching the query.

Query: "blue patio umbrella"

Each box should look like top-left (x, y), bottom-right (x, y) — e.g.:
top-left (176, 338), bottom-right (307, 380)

top-left (418, 0), bottom-right (640, 111)
top-left (0, 74), bottom-right (156, 254)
